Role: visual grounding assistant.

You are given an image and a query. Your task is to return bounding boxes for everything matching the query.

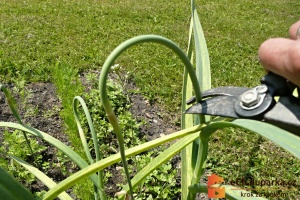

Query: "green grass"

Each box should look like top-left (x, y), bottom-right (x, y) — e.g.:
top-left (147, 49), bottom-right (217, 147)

top-left (198, 0), bottom-right (300, 88)
top-left (1, 0), bottom-right (300, 199)
top-left (1, 0), bottom-right (299, 108)
top-left (0, 0), bottom-right (190, 110)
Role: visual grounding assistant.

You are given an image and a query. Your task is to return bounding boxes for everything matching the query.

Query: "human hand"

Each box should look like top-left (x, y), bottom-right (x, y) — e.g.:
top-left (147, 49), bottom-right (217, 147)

top-left (258, 20), bottom-right (300, 86)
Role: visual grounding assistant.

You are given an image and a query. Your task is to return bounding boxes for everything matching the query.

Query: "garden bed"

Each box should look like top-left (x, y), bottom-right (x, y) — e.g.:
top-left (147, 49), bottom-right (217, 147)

top-left (0, 78), bottom-right (183, 198)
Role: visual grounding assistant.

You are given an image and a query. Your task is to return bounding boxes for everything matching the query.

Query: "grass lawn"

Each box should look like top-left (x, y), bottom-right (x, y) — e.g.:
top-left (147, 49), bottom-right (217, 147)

top-left (1, 0), bottom-right (300, 199)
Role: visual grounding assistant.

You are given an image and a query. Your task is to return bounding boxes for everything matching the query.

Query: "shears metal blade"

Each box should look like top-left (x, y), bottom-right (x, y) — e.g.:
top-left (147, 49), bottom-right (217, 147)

top-left (185, 73), bottom-right (300, 135)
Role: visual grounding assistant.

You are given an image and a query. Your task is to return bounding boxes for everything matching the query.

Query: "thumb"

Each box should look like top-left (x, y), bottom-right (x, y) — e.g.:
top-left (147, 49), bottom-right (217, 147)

top-left (259, 38), bottom-right (300, 86)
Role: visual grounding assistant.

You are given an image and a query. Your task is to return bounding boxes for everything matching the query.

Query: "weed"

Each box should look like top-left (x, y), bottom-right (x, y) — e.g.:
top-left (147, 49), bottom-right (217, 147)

top-left (131, 152), bottom-right (180, 199)
top-left (52, 61), bottom-right (84, 156)
top-left (42, 105), bottom-right (60, 119)
top-left (0, 130), bottom-right (46, 187)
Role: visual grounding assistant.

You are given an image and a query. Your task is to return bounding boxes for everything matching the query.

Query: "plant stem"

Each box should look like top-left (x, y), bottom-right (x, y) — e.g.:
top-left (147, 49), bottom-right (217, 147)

top-left (99, 34), bottom-right (202, 199)
top-left (187, 125), bottom-right (217, 199)
top-left (181, 18), bottom-right (197, 199)
top-left (73, 97), bottom-right (106, 200)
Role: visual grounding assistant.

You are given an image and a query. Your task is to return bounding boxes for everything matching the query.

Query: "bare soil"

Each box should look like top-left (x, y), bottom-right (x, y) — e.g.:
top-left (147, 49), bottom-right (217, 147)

top-left (0, 83), bottom-right (78, 197)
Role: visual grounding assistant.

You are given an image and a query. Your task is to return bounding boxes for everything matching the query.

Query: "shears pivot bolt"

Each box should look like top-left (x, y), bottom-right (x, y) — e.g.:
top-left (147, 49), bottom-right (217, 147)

top-left (240, 85), bottom-right (268, 109)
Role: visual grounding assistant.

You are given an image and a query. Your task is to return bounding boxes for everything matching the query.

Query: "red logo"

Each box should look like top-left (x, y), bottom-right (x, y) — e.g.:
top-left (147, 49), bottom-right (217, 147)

top-left (207, 174), bottom-right (225, 198)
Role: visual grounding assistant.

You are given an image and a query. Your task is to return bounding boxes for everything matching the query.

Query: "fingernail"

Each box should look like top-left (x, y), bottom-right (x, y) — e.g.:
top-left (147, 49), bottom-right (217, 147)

top-left (297, 26), bottom-right (300, 39)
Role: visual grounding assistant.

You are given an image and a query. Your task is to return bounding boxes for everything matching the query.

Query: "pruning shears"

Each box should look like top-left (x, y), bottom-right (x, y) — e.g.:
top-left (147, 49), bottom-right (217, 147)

top-left (185, 73), bottom-right (300, 135)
